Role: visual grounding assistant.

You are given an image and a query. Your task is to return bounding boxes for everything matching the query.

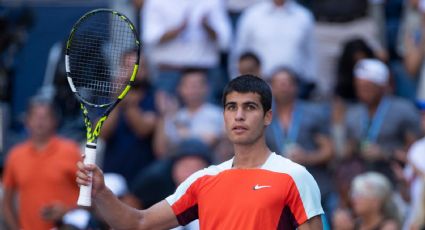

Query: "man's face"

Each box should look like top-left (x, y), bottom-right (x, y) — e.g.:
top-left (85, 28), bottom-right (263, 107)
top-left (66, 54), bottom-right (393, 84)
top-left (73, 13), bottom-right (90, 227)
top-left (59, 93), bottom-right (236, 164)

top-left (270, 71), bottom-right (296, 103)
top-left (120, 52), bottom-right (137, 77)
top-left (26, 104), bottom-right (56, 141)
top-left (178, 72), bottom-right (208, 106)
top-left (223, 92), bottom-right (272, 145)
top-left (355, 78), bottom-right (383, 105)
top-left (172, 156), bottom-right (208, 185)
top-left (238, 58), bottom-right (260, 76)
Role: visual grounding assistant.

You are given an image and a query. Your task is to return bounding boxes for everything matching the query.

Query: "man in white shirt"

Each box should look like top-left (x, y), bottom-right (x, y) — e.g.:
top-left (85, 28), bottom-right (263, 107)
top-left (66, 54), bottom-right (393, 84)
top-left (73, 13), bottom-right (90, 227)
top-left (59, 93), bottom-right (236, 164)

top-left (142, 0), bottom-right (232, 95)
top-left (154, 68), bottom-right (224, 158)
top-left (231, 0), bottom-right (316, 86)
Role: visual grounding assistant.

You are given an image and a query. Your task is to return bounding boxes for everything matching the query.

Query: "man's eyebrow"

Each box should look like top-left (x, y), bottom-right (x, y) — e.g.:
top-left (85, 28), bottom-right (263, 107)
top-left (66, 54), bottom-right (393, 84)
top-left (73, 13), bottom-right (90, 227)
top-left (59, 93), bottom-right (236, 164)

top-left (242, 101), bottom-right (260, 107)
top-left (224, 101), bottom-right (236, 106)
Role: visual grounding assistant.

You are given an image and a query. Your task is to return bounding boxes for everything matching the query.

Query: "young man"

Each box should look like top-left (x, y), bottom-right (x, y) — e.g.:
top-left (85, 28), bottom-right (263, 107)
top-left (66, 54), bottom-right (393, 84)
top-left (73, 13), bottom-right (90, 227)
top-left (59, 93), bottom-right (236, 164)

top-left (76, 75), bottom-right (324, 229)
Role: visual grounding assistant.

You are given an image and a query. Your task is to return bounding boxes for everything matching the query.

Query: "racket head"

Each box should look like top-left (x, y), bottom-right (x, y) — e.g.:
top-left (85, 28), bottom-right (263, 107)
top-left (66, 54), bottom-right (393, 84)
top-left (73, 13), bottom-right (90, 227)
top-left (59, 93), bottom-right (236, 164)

top-left (65, 9), bottom-right (140, 109)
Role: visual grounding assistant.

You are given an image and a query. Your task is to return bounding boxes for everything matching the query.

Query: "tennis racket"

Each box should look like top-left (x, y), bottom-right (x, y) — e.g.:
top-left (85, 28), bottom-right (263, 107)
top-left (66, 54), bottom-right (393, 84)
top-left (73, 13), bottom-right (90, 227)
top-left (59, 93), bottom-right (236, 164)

top-left (65, 9), bottom-right (140, 206)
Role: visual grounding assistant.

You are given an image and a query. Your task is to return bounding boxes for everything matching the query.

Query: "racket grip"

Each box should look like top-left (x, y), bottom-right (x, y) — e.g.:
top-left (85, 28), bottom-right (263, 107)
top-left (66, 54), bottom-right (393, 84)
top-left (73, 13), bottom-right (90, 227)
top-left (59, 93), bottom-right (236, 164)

top-left (77, 143), bottom-right (97, 207)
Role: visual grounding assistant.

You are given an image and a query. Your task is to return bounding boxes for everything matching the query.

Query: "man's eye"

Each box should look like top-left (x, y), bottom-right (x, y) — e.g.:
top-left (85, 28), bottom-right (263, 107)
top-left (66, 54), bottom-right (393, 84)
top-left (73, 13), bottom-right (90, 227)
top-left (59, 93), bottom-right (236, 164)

top-left (226, 105), bottom-right (236, 110)
top-left (246, 105), bottom-right (256, 110)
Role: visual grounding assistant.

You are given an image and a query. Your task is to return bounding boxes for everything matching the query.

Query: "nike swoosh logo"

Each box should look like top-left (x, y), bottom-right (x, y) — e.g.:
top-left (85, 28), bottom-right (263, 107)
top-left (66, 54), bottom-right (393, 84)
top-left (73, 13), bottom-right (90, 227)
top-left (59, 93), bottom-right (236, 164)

top-left (253, 184), bottom-right (271, 190)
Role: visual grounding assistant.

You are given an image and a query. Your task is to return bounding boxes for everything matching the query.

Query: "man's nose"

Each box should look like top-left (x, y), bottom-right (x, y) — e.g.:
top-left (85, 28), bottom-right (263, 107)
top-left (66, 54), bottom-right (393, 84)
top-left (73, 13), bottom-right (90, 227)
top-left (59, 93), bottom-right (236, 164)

top-left (235, 108), bottom-right (245, 121)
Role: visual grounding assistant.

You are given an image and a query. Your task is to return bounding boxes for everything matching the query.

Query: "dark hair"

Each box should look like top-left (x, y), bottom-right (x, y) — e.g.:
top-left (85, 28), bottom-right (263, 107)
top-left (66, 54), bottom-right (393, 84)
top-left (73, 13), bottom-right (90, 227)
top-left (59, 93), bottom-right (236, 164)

top-left (181, 67), bottom-right (207, 75)
top-left (172, 138), bottom-right (212, 165)
top-left (222, 74), bottom-right (272, 113)
top-left (239, 51), bottom-right (261, 67)
top-left (179, 67), bottom-right (208, 83)
top-left (269, 66), bottom-right (299, 85)
top-left (26, 95), bottom-right (59, 119)
top-left (335, 38), bottom-right (375, 100)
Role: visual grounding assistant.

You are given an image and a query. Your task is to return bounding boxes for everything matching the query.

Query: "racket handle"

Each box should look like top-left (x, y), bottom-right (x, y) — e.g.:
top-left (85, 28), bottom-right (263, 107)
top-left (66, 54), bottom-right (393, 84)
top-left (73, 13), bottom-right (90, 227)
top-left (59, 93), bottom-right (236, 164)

top-left (77, 143), bottom-right (97, 207)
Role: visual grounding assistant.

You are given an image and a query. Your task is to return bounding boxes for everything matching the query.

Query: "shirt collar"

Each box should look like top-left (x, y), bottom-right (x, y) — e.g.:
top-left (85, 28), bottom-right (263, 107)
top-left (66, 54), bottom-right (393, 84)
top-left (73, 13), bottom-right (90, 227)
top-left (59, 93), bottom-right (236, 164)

top-left (28, 136), bottom-right (58, 154)
top-left (225, 152), bottom-right (276, 169)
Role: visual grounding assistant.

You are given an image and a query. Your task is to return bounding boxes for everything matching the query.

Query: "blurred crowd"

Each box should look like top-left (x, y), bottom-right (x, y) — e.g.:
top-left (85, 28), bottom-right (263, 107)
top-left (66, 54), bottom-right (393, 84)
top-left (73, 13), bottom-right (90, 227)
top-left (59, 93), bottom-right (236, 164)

top-left (1, 0), bottom-right (425, 229)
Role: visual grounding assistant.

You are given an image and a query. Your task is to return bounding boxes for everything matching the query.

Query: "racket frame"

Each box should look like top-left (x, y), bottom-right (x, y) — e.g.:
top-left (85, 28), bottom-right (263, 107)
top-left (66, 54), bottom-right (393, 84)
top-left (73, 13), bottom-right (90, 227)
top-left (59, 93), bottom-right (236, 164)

top-left (65, 8), bottom-right (140, 206)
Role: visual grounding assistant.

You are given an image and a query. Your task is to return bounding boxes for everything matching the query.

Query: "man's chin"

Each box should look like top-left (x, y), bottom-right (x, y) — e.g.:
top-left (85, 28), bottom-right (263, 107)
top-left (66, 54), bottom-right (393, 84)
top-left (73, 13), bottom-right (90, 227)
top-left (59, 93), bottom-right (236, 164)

top-left (230, 137), bottom-right (253, 146)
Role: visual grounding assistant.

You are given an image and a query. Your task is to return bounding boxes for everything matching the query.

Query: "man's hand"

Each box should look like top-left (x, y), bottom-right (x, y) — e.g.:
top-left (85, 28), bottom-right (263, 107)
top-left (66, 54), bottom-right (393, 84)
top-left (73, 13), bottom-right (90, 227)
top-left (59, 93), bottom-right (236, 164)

top-left (76, 158), bottom-right (107, 198)
top-left (122, 89), bottom-right (144, 110)
top-left (201, 14), bottom-right (217, 41)
top-left (361, 143), bottom-right (385, 162)
top-left (159, 19), bottom-right (188, 44)
top-left (155, 91), bottom-right (179, 117)
top-left (287, 144), bottom-right (308, 165)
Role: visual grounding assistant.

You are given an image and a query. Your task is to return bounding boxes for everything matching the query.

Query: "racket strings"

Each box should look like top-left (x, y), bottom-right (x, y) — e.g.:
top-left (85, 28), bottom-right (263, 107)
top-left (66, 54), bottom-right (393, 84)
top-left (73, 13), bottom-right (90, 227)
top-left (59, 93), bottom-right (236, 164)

top-left (68, 11), bottom-right (137, 105)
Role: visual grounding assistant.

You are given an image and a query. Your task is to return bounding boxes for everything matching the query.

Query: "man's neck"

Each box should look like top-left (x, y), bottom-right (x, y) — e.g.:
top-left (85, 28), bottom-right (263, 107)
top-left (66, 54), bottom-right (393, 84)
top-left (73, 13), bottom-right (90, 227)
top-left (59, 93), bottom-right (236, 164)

top-left (232, 138), bottom-right (271, 169)
top-left (276, 100), bottom-right (295, 128)
top-left (186, 102), bottom-right (203, 113)
top-left (276, 100), bottom-right (294, 115)
top-left (31, 136), bottom-right (52, 151)
top-left (366, 97), bottom-right (383, 117)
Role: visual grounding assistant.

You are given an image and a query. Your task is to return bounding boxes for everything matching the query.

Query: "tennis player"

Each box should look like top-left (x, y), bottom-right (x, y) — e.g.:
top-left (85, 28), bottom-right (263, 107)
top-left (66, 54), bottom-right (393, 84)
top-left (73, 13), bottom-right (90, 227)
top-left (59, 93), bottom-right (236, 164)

top-left (76, 75), bottom-right (324, 229)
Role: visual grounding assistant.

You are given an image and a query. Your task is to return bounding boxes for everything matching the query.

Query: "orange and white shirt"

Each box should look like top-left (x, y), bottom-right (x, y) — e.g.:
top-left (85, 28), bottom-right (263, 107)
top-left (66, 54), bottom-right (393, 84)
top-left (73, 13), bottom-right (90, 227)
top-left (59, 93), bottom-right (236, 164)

top-left (166, 152), bottom-right (323, 230)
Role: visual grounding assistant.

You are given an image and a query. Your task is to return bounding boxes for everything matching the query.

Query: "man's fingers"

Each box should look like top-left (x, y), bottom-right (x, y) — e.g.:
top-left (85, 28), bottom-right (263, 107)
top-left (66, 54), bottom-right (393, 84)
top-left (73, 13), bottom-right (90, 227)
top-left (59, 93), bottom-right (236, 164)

top-left (76, 171), bottom-right (91, 186)
top-left (76, 177), bottom-right (90, 186)
top-left (77, 161), bottom-right (96, 171)
top-left (76, 169), bottom-right (91, 180)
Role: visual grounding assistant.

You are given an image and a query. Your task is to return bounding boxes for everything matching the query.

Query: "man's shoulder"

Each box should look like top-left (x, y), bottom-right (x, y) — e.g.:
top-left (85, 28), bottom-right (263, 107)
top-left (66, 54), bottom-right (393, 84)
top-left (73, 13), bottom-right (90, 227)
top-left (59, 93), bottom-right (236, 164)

top-left (264, 154), bottom-right (322, 205)
top-left (264, 153), bottom-right (312, 179)
top-left (54, 136), bottom-right (81, 150)
top-left (200, 103), bottom-right (223, 115)
top-left (6, 140), bottom-right (31, 159)
top-left (194, 159), bottom-right (232, 178)
top-left (388, 96), bottom-right (417, 112)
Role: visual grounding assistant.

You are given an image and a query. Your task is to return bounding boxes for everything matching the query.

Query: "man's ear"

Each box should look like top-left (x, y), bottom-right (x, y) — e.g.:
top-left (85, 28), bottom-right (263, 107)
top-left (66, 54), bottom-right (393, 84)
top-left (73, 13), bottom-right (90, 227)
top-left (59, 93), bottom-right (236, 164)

top-left (264, 110), bottom-right (272, 126)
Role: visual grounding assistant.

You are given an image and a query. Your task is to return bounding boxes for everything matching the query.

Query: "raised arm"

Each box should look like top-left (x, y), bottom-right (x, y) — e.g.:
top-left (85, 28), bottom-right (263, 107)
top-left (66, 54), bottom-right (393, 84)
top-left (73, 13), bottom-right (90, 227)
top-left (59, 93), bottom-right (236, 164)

top-left (76, 162), bottom-right (179, 229)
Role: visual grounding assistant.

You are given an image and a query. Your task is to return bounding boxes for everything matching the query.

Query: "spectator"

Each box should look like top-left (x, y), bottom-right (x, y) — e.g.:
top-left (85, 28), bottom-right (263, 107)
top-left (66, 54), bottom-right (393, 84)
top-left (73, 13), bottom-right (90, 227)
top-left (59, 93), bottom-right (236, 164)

top-left (344, 58), bottom-right (420, 184)
top-left (265, 67), bottom-right (335, 219)
top-left (332, 172), bottom-right (400, 230)
top-left (231, 0), bottom-right (316, 88)
top-left (154, 68), bottom-right (224, 158)
top-left (335, 38), bottom-right (376, 102)
top-left (399, 0), bottom-right (425, 102)
top-left (237, 51), bottom-right (262, 77)
top-left (101, 50), bottom-right (157, 185)
top-left (404, 101), bottom-right (425, 230)
top-left (2, 96), bottom-right (81, 230)
top-left (350, 172), bottom-right (400, 229)
top-left (142, 0), bottom-right (231, 95)
top-left (311, 0), bottom-right (386, 99)
top-left (331, 39), bottom-right (376, 166)
top-left (131, 138), bottom-right (211, 213)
